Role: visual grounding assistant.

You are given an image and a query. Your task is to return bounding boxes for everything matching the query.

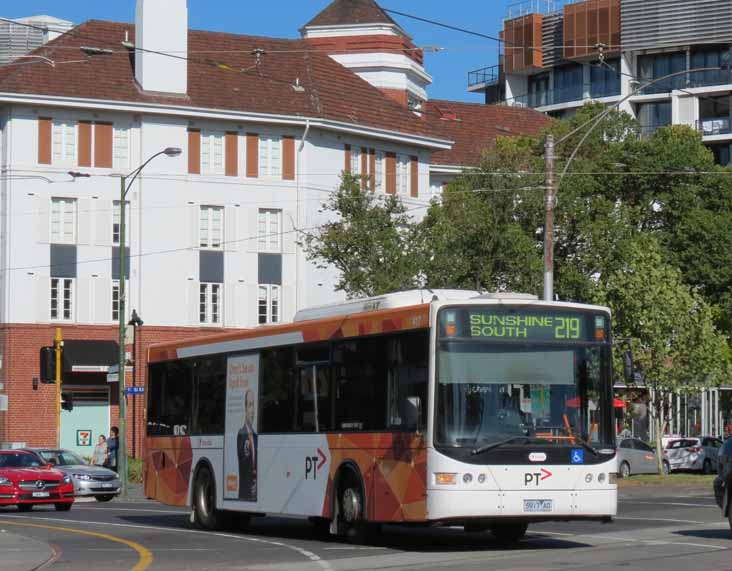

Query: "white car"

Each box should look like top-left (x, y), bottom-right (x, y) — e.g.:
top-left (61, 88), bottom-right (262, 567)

top-left (662, 436), bottom-right (722, 474)
top-left (617, 438), bottom-right (659, 477)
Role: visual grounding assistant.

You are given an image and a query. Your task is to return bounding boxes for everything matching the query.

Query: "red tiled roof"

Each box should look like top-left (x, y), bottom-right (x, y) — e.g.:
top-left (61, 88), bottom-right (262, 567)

top-left (424, 99), bottom-right (552, 167)
top-left (302, 0), bottom-right (398, 28)
top-left (0, 20), bottom-right (438, 141)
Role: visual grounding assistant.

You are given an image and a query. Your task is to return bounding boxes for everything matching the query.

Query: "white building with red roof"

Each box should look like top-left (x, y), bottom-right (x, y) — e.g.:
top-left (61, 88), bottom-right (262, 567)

top-left (0, 0), bottom-right (547, 452)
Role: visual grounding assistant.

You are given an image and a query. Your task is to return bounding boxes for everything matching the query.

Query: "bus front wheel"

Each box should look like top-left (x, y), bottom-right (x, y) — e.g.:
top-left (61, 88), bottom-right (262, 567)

top-left (490, 522), bottom-right (528, 543)
top-left (338, 476), bottom-right (377, 543)
top-left (193, 466), bottom-right (220, 530)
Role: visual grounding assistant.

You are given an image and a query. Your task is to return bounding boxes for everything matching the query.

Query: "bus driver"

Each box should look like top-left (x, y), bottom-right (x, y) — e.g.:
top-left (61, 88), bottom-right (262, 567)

top-left (237, 389), bottom-right (257, 501)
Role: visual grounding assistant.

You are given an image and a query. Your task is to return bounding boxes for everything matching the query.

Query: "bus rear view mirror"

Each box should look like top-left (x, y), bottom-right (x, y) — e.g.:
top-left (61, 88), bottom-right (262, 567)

top-left (403, 396), bottom-right (423, 433)
top-left (623, 351), bottom-right (634, 383)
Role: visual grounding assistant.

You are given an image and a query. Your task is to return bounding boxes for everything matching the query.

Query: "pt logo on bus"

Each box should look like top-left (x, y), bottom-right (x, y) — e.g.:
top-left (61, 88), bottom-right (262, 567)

top-left (305, 448), bottom-right (328, 480)
top-left (524, 468), bottom-right (553, 486)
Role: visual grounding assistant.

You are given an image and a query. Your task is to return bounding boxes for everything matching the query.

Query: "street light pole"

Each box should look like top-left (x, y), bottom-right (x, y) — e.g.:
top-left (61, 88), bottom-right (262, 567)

top-left (116, 147), bottom-right (181, 498)
top-left (543, 134), bottom-right (556, 302)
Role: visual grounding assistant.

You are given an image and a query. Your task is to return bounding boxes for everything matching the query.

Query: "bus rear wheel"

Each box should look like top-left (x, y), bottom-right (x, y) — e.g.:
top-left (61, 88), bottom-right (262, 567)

top-left (490, 523), bottom-right (528, 544)
top-left (193, 466), bottom-right (220, 530)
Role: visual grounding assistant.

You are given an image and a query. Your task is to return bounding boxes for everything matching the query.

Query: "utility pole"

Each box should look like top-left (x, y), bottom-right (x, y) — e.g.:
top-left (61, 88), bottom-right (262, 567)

top-left (55, 327), bottom-right (63, 447)
top-left (118, 174), bottom-right (128, 498)
top-left (543, 133), bottom-right (556, 302)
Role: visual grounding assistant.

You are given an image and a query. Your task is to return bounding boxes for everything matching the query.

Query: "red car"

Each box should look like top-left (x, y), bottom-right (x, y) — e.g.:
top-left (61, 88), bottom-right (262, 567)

top-left (0, 450), bottom-right (75, 511)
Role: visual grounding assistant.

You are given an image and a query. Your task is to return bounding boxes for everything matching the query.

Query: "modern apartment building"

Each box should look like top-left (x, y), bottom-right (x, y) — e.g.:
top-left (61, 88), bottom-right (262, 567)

top-left (0, 0), bottom-right (548, 453)
top-left (469, 0), bottom-right (732, 165)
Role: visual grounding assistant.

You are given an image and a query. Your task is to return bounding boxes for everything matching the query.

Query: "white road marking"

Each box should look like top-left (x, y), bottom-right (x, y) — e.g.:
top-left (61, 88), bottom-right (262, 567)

top-left (614, 516), bottom-right (708, 524)
top-left (1, 514), bottom-right (333, 571)
top-left (70, 506), bottom-right (186, 515)
top-left (622, 501), bottom-right (718, 508)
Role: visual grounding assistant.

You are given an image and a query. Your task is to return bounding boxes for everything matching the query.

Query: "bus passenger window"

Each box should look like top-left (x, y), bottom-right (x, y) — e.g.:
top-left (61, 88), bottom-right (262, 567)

top-left (147, 361), bottom-right (193, 436)
top-left (387, 332), bottom-right (428, 430)
top-left (261, 348), bottom-right (295, 433)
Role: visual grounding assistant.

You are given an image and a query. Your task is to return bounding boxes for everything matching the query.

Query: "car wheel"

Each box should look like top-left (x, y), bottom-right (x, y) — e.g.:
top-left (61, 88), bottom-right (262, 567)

top-left (703, 459), bottom-right (713, 475)
top-left (620, 462), bottom-right (631, 479)
top-left (17, 504), bottom-right (33, 512)
top-left (490, 523), bottom-right (529, 544)
top-left (55, 503), bottom-right (72, 512)
top-left (95, 495), bottom-right (114, 502)
top-left (662, 460), bottom-right (671, 475)
top-left (193, 466), bottom-right (221, 530)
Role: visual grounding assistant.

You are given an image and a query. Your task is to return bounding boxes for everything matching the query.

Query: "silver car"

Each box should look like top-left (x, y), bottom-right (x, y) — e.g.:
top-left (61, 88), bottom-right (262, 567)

top-left (663, 437), bottom-right (723, 474)
top-left (26, 449), bottom-right (120, 502)
top-left (617, 438), bottom-right (659, 477)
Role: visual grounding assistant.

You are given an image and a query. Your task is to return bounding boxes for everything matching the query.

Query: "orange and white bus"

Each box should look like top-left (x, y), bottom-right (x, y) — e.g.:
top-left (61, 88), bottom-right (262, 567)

top-left (145, 290), bottom-right (618, 542)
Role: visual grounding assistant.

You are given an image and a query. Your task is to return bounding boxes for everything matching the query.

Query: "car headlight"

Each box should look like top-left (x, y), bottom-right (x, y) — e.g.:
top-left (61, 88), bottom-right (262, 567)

top-left (63, 475), bottom-right (73, 484)
top-left (0, 476), bottom-right (10, 486)
top-left (72, 473), bottom-right (92, 481)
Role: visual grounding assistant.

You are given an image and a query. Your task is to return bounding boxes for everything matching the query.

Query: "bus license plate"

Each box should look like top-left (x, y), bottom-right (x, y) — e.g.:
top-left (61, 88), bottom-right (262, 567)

top-left (32, 491), bottom-right (50, 498)
top-left (523, 499), bottom-right (552, 513)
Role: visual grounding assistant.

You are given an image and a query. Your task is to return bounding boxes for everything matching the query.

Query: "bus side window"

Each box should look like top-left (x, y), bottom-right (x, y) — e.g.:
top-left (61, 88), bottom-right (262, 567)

top-left (147, 361), bottom-right (193, 436)
top-left (387, 332), bottom-right (428, 430)
top-left (260, 348), bottom-right (296, 433)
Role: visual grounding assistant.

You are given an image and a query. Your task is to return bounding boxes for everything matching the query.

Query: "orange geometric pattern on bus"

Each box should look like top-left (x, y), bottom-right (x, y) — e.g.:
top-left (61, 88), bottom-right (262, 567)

top-left (143, 437), bottom-right (192, 507)
top-left (324, 433), bottom-right (427, 522)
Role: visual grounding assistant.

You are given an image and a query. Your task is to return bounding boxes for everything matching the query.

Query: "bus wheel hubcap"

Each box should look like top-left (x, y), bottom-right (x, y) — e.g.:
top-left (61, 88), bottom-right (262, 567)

top-left (342, 488), bottom-right (360, 523)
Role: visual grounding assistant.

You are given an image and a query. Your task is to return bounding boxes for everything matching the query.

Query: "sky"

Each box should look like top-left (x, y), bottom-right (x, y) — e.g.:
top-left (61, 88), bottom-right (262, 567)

top-left (2, 0), bottom-right (523, 103)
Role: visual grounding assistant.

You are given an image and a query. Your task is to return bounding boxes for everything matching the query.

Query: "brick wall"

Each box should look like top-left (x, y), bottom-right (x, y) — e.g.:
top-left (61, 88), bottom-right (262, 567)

top-left (0, 323), bottom-right (245, 456)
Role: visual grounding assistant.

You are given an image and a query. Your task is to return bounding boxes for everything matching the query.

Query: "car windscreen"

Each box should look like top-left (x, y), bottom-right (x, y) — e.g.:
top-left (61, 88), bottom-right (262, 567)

top-left (0, 453), bottom-right (43, 468)
top-left (37, 450), bottom-right (86, 466)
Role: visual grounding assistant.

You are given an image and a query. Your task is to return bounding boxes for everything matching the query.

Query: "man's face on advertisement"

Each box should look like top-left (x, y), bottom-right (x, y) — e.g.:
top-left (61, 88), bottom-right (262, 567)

top-left (245, 389), bottom-right (255, 428)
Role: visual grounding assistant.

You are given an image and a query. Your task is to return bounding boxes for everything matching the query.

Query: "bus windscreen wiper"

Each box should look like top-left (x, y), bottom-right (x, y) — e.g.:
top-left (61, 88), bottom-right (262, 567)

top-left (471, 436), bottom-right (529, 456)
top-left (572, 439), bottom-right (599, 457)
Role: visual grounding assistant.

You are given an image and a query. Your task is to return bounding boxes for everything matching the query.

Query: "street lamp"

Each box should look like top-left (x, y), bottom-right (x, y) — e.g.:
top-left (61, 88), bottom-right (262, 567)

top-left (128, 309), bottom-right (144, 459)
top-left (117, 147), bottom-right (180, 498)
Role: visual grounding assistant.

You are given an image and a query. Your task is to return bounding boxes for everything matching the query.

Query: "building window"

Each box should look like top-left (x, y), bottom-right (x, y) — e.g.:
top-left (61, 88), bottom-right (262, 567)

top-left (553, 63), bottom-right (584, 104)
top-left (258, 284), bottom-right (280, 325)
top-left (528, 73), bottom-right (550, 108)
top-left (590, 59), bottom-right (621, 99)
top-left (690, 47), bottom-right (732, 88)
top-left (112, 200), bottom-right (130, 245)
top-left (50, 197), bottom-right (76, 244)
top-left (258, 208), bottom-right (281, 252)
top-left (637, 101), bottom-right (672, 137)
top-left (201, 131), bottom-right (225, 175)
top-left (350, 146), bottom-right (361, 175)
top-left (259, 136), bottom-right (282, 177)
top-left (396, 154), bottom-right (410, 195)
top-left (375, 150), bottom-right (385, 192)
top-left (199, 206), bottom-right (224, 249)
top-left (638, 52), bottom-right (687, 94)
top-left (113, 126), bottom-right (130, 169)
top-left (52, 120), bottom-right (76, 165)
top-left (199, 283), bottom-right (222, 325)
top-left (50, 277), bottom-right (74, 321)
top-left (111, 279), bottom-right (129, 321)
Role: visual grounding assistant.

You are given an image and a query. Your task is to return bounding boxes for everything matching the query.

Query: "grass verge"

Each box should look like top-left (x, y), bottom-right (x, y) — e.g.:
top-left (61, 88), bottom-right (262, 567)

top-left (128, 457), bottom-right (143, 484)
top-left (619, 473), bottom-right (716, 487)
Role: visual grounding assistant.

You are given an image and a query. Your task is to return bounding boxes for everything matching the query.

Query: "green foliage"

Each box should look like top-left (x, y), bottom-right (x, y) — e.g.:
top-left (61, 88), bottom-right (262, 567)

top-left (128, 456), bottom-right (143, 484)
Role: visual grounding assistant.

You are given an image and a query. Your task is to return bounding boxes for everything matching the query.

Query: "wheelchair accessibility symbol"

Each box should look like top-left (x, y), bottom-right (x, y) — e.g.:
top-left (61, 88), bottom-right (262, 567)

top-left (571, 449), bottom-right (584, 464)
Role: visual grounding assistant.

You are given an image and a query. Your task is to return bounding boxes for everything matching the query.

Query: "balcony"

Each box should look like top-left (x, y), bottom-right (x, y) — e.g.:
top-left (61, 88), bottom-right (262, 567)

top-left (468, 65), bottom-right (501, 88)
top-left (697, 117), bottom-right (732, 137)
top-left (640, 122), bottom-right (671, 138)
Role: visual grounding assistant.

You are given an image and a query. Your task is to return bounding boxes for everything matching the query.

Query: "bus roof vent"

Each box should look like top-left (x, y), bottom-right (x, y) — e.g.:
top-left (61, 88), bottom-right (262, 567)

top-left (293, 289), bottom-right (480, 322)
top-left (473, 292), bottom-right (539, 301)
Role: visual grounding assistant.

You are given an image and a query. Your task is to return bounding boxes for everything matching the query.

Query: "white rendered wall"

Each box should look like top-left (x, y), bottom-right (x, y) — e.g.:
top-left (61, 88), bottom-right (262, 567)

top-left (505, 74), bottom-right (528, 107)
top-left (1, 105), bottom-right (434, 329)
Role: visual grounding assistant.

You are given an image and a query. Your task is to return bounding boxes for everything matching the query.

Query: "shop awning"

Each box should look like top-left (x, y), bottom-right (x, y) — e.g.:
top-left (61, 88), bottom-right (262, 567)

top-left (62, 340), bottom-right (119, 373)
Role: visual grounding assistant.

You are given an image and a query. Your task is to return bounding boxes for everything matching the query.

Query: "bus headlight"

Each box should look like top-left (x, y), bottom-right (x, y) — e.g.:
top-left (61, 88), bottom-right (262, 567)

top-left (585, 473), bottom-right (593, 484)
top-left (477, 473), bottom-right (486, 484)
top-left (435, 473), bottom-right (457, 485)
top-left (598, 473), bottom-right (607, 484)
top-left (463, 473), bottom-right (473, 484)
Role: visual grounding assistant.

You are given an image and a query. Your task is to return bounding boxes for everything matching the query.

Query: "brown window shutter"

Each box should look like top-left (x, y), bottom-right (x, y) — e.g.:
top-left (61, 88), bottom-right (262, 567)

top-left (344, 144), bottom-right (351, 174)
top-left (282, 136), bottom-right (295, 180)
top-left (369, 149), bottom-right (376, 192)
top-left (188, 129), bottom-right (201, 174)
top-left (246, 133), bottom-right (259, 178)
top-left (360, 147), bottom-right (368, 189)
top-left (410, 155), bottom-right (419, 198)
top-left (38, 117), bottom-right (52, 164)
top-left (386, 152), bottom-right (396, 195)
top-left (78, 121), bottom-right (92, 167)
top-left (225, 131), bottom-right (238, 177)
top-left (94, 122), bottom-right (113, 168)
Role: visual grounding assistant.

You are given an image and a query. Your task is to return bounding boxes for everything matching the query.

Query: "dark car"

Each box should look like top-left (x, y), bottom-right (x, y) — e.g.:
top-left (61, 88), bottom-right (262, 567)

top-left (713, 437), bottom-right (732, 530)
top-left (0, 450), bottom-right (75, 511)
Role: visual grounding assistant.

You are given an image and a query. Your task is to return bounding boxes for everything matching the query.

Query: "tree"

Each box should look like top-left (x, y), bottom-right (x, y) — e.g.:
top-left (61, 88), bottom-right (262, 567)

top-left (597, 237), bottom-right (731, 473)
top-left (300, 174), bottom-right (422, 298)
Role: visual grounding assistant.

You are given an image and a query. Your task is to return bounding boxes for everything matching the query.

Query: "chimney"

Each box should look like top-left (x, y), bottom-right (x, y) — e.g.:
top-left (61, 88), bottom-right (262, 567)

top-left (135, 0), bottom-right (188, 94)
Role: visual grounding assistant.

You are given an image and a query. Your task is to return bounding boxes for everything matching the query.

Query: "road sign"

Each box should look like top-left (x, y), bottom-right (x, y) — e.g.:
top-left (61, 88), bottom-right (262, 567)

top-left (124, 386), bottom-right (145, 395)
top-left (76, 430), bottom-right (92, 447)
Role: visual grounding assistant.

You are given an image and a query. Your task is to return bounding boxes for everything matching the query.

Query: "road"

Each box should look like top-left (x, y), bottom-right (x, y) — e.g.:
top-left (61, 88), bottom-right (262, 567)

top-left (0, 485), bottom-right (729, 571)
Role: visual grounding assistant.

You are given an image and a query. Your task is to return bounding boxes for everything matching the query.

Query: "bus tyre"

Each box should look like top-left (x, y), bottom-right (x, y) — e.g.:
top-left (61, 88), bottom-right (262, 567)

top-left (464, 523), bottom-right (489, 533)
top-left (490, 523), bottom-right (528, 544)
top-left (193, 466), bottom-right (220, 530)
top-left (338, 478), bottom-right (374, 544)
top-left (619, 461), bottom-right (631, 479)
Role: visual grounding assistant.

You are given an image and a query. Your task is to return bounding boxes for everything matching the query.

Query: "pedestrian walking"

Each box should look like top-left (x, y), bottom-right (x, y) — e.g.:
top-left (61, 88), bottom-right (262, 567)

top-left (92, 435), bottom-right (107, 466)
top-left (106, 426), bottom-right (119, 471)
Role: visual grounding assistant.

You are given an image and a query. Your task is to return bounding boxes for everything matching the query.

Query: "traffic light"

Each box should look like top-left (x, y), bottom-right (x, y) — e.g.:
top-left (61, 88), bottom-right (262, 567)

top-left (60, 392), bottom-right (73, 412)
top-left (39, 347), bottom-right (56, 383)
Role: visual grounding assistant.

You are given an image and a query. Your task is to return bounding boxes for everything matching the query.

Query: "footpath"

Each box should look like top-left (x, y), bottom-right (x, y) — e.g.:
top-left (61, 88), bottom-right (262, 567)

top-left (0, 529), bottom-right (53, 571)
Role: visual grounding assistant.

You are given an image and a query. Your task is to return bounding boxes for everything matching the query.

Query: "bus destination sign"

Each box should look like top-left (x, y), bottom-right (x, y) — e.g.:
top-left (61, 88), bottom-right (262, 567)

top-left (468, 311), bottom-right (587, 341)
